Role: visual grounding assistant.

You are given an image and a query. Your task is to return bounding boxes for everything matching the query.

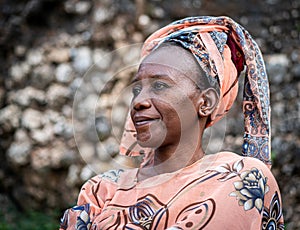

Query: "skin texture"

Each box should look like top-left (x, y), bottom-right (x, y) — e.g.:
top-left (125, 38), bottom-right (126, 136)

top-left (130, 44), bottom-right (219, 181)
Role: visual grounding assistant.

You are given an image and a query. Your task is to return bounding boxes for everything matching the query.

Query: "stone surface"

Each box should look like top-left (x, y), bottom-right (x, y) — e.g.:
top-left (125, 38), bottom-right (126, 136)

top-left (7, 129), bottom-right (32, 166)
top-left (31, 124), bottom-right (54, 145)
top-left (31, 64), bottom-right (55, 89)
top-left (55, 63), bottom-right (74, 84)
top-left (8, 86), bottom-right (47, 107)
top-left (72, 46), bottom-right (93, 73)
top-left (9, 62), bottom-right (30, 86)
top-left (47, 48), bottom-right (70, 63)
top-left (265, 54), bottom-right (290, 85)
top-left (0, 105), bottom-right (22, 133)
top-left (22, 108), bottom-right (44, 130)
top-left (46, 84), bottom-right (70, 109)
top-left (26, 48), bottom-right (44, 66)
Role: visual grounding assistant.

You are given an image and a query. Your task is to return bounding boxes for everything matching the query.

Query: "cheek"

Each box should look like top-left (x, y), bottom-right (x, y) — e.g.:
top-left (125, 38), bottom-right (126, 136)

top-left (154, 99), bottom-right (182, 128)
top-left (160, 97), bottom-right (199, 129)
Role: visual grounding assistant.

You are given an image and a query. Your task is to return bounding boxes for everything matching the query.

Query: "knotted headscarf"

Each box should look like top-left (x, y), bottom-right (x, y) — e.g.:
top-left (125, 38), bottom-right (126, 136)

top-left (119, 16), bottom-right (271, 167)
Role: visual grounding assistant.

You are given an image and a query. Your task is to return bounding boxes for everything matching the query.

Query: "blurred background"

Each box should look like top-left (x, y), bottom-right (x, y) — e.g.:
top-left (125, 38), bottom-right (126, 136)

top-left (0, 0), bottom-right (299, 229)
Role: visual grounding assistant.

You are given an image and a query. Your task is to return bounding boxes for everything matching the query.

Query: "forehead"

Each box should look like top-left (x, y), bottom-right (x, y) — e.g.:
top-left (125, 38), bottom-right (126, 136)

top-left (140, 45), bottom-right (199, 77)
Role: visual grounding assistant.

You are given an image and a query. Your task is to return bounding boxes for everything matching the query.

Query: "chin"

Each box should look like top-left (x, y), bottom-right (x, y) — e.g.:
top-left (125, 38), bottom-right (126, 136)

top-left (136, 132), bottom-right (165, 148)
top-left (135, 121), bottom-right (167, 148)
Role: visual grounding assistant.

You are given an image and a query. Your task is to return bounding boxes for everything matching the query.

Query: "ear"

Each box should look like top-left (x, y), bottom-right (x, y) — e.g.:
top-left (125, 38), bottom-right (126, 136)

top-left (197, 88), bottom-right (219, 117)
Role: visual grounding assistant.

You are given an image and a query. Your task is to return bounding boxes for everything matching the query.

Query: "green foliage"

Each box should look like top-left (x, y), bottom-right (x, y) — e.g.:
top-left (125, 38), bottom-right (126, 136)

top-left (0, 210), bottom-right (60, 230)
top-left (271, 150), bottom-right (277, 162)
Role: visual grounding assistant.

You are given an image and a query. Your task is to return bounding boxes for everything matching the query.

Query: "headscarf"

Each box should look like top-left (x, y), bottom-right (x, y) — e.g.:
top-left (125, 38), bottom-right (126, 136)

top-left (119, 16), bottom-right (271, 167)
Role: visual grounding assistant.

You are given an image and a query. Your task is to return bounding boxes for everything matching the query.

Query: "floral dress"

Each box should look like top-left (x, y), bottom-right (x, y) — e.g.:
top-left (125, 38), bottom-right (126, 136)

top-left (59, 152), bottom-right (284, 229)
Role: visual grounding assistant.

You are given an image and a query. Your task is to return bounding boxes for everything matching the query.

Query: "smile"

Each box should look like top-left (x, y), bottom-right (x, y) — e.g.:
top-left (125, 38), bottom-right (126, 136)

top-left (133, 116), bottom-right (160, 127)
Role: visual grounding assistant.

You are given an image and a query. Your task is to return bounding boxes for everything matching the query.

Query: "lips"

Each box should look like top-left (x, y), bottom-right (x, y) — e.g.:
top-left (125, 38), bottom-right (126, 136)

top-left (133, 115), bottom-right (160, 127)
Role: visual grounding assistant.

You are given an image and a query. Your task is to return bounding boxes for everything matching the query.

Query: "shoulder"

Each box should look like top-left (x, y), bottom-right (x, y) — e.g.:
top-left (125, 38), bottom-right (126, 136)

top-left (211, 151), bottom-right (281, 202)
top-left (80, 167), bottom-right (138, 192)
top-left (77, 168), bottom-right (136, 206)
top-left (197, 152), bottom-right (284, 228)
top-left (98, 168), bottom-right (126, 183)
top-left (81, 168), bottom-right (126, 190)
top-left (214, 151), bottom-right (272, 172)
top-left (212, 152), bottom-right (283, 215)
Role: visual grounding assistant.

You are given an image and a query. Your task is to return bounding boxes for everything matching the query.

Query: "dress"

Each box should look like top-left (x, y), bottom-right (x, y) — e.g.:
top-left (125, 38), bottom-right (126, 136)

top-left (59, 152), bottom-right (284, 229)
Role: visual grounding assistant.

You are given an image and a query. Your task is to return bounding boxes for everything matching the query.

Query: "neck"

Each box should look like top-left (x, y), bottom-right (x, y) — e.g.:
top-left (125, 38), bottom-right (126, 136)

top-left (137, 126), bottom-right (205, 181)
top-left (154, 136), bottom-right (205, 172)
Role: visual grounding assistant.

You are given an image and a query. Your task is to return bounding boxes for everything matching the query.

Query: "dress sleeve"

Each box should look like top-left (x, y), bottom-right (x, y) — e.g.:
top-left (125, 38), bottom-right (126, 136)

top-left (259, 162), bottom-right (285, 229)
top-left (59, 175), bottom-right (105, 230)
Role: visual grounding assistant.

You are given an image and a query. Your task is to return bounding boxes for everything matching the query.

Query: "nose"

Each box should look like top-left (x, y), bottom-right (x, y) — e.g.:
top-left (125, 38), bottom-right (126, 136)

top-left (132, 98), bottom-right (151, 111)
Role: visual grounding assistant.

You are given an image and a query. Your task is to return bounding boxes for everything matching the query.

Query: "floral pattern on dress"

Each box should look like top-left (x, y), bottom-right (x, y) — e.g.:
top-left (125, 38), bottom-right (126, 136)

top-left (212, 159), bottom-right (269, 213)
top-left (74, 204), bottom-right (91, 230)
top-left (230, 167), bottom-right (269, 212)
top-left (262, 191), bottom-right (284, 230)
top-left (128, 196), bottom-right (159, 229)
top-left (60, 204), bottom-right (91, 230)
top-left (100, 169), bottom-right (124, 182)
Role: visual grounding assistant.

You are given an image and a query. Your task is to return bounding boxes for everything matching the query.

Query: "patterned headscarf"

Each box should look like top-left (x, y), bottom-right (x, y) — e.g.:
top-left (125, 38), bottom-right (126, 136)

top-left (120, 16), bottom-right (271, 167)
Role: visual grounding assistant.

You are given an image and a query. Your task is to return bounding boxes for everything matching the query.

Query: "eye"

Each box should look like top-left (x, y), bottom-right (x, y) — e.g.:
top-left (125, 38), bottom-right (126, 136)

top-left (132, 84), bottom-right (142, 97)
top-left (152, 81), bottom-right (170, 91)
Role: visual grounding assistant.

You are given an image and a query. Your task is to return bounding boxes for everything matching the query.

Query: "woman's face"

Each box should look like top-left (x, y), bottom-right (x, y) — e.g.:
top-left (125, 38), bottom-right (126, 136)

top-left (130, 45), bottom-right (203, 149)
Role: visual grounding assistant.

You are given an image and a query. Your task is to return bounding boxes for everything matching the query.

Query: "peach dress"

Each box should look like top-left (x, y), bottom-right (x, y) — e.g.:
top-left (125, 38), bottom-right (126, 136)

top-left (60, 152), bottom-right (284, 229)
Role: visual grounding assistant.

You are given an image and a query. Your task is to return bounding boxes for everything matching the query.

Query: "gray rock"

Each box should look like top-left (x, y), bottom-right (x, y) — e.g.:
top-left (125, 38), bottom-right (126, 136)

top-left (9, 62), bottom-right (30, 86)
top-left (77, 143), bottom-right (95, 163)
top-left (14, 129), bottom-right (30, 142)
top-left (31, 148), bottom-right (51, 170)
top-left (22, 108), bottom-right (44, 130)
top-left (14, 45), bottom-right (27, 57)
top-left (265, 54), bottom-right (290, 85)
top-left (138, 14), bottom-right (151, 27)
top-left (26, 48), bottom-right (44, 66)
top-left (47, 48), bottom-right (70, 63)
top-left (272, 102), bottom-right (285, 117)
top-left (110, 25), bottom-right (126, 41)
top-left (291, 49), bottom-right (300, 62)
top-left (64, 0), bottom-right (91, 15)
top-left (97, 137), bottom-right (119, 162)
top-left (31, 124), bottom-right (54, 145)
top-left (66, 164), bottom-right (81, 186)
top-left (93, 49), bottom-right (112, 70)
top-left (72, 47), bottom-right (93, 73)
top-left (31, 64), bottom-right (55, 89)
top-left (53, 118), bottom-right (73, 139)
top-left (111, 105), bottom-right (128, 127)
top-left (75, 93), bottom-right (98, 119)
top-left (44, 109), bottom-right (61, 124)
top-left (93, 6), bottom-right (115, 24)
top-left (95, 115), bottom-right (112, 141)
top-left (8, 86), bottom-right (47, 107)
top-left (46, 84), bottom-right (70, 109)
top-left (120, 45), bottom-right (141, 65)
top-left (7, 129), bottom-right (32, 166)
top-left (50, 145), bottom-right (76, 169)
top-left (75, 1), bottom-right (91, 15)
top-left (292, 64), bottom-right (300, 79)
top-left (31, 142), bottom-right (76, 170)
top-left (55, 63), bottom-right (74, 84)
top-left (7, 141), bottom-right (32, 166)
top-left (0, 105), bottom-right (21, 133)
top-left (79, 165), bottom-right (95, 181)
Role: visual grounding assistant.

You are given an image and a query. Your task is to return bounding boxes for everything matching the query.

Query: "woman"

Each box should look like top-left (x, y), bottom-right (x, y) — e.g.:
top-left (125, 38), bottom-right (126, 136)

top-left (60, 16), bottom-right (284, 229)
